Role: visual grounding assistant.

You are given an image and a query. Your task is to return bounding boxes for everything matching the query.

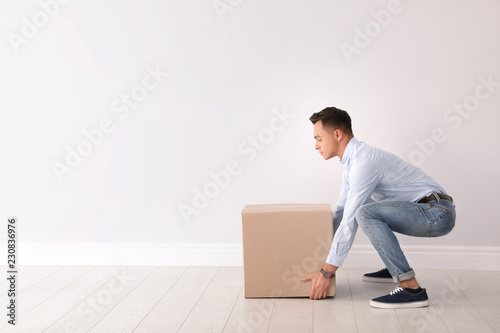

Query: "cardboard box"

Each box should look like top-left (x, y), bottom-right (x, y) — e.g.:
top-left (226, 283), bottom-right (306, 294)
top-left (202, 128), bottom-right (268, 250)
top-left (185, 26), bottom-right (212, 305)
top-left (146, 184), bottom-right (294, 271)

top-left (242, 203), bottom-right (335, 298)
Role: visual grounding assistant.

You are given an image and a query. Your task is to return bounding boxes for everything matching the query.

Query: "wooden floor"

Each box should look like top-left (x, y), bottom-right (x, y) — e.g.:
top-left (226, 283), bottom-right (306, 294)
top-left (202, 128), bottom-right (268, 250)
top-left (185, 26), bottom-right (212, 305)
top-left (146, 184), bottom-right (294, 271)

top-left (1, 266), bottom-right (499, 332)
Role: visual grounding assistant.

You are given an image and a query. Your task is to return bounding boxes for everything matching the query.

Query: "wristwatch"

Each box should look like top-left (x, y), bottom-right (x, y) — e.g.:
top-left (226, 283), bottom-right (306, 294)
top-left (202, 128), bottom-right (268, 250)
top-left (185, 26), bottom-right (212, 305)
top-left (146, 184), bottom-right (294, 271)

top-left (320, 268), bottom-right (335, 279)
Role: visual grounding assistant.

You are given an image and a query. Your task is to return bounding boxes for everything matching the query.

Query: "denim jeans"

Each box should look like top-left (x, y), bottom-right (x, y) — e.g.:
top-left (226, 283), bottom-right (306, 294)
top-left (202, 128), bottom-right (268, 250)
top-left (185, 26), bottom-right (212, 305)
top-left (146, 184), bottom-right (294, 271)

top-left (355, 193), bottom-right (456, 282)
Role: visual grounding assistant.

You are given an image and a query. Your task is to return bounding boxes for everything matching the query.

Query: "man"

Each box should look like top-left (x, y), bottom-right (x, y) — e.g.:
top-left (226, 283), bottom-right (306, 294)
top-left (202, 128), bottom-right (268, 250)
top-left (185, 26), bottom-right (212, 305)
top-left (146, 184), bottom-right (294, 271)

top-left (300, 107), bottom-right (456, 308)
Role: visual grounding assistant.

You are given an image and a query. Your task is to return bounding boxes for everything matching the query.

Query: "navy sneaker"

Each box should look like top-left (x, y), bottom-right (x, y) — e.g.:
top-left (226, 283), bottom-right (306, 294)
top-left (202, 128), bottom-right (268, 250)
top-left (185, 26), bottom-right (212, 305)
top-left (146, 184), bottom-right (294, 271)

top-left (370, 286), bottom-right (430, 309)
top-left (363, 268), bottom-right (395, 283)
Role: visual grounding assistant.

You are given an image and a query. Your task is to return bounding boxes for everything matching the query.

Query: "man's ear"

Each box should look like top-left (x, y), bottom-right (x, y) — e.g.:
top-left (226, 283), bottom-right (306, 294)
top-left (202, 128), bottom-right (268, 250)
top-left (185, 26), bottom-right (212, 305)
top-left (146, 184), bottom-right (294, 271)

top-left (334, 129), bottom-right (343, 141)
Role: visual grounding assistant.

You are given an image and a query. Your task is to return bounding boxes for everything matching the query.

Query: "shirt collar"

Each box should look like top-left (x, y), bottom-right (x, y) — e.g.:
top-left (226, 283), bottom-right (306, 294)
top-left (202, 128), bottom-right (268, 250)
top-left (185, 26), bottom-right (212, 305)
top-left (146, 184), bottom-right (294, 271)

top-left (340, 137), bottom-right (358, 165)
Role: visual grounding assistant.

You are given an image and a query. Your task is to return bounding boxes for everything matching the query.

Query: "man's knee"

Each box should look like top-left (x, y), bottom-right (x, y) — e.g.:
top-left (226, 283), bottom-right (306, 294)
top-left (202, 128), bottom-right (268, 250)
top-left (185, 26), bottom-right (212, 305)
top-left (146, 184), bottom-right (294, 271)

top-left (355, 203), bottom-right (373, 228)
top-left (432, 218), bottom-right (455, 237)
top-left (355, 202), bottom-right (387, 229)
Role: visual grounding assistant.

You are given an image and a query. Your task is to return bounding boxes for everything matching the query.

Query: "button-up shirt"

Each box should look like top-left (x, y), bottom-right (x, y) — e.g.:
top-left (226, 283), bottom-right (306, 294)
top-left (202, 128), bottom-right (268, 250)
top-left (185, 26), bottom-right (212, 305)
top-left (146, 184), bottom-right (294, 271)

top-left (326, 137), bottom-right (447, 266)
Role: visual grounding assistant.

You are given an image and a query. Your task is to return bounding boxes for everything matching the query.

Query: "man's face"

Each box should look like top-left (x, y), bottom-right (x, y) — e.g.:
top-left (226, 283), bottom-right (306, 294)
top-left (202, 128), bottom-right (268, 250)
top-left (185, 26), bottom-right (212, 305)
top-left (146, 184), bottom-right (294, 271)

top-left (313, 121), bottom-right (340, 160)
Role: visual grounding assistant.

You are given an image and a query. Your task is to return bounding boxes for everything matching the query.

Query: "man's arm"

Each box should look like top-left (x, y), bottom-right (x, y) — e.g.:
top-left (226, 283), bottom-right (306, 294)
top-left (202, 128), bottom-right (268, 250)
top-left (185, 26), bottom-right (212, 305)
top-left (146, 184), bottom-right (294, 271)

top-left (326, 159), bottom-right (382, 267)
top-left (332, 171), bottom-right (348, 233)
top-left (301, 159), bottom-right (382, 299)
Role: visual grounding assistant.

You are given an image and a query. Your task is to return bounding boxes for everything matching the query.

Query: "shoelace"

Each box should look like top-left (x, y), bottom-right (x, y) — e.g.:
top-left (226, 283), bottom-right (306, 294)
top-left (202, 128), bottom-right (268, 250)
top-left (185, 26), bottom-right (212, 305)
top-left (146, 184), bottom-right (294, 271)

top-left (389, 286), bottom-right (404, 295)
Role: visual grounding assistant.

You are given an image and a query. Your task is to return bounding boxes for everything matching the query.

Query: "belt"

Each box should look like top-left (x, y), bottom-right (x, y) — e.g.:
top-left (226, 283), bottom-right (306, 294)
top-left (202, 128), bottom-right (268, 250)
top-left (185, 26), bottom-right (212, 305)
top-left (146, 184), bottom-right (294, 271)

top-left (418, 193), bottom-right (453, 204)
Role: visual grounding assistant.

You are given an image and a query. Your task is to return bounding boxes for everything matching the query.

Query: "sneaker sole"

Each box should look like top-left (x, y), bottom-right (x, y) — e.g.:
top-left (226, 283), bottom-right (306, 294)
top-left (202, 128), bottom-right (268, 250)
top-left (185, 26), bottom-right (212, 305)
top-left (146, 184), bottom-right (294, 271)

top-left (370, 299), bottom-right (430, 309)
top-left (363, 276), bottom-right (395, 283)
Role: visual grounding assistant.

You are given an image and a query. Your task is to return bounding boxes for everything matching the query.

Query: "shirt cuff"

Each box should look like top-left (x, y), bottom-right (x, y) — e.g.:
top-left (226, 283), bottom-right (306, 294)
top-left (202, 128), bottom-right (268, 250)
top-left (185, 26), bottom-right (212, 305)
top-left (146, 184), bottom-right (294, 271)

top-left (325, 249), bottom-right (345, 267)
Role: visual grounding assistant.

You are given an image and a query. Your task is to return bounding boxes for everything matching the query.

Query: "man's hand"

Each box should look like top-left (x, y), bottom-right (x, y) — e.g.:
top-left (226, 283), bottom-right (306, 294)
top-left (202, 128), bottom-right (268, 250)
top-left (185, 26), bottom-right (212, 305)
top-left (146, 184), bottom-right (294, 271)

top-left (300, 264), bottom-right (337, 299)
top-left (300, 271), bottom-right (331, 299)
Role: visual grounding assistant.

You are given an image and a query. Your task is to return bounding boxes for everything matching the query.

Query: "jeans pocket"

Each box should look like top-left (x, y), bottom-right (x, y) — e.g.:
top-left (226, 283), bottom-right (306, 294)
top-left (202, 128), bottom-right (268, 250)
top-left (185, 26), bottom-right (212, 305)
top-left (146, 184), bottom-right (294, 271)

top-left (439, 201), bottom-right (456, 220)
top-left (419, 203), bottom-right (434, 212)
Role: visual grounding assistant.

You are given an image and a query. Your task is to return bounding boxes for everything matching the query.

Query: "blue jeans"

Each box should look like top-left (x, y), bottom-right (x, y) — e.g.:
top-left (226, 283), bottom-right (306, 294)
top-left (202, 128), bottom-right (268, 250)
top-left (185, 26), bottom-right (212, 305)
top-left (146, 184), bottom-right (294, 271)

top-left (355, 193), bottom-right (456, 282)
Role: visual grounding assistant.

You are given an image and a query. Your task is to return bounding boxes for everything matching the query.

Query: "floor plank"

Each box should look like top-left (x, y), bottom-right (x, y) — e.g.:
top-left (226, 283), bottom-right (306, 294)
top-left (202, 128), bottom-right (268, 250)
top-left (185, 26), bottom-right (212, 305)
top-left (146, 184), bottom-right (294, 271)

top-left (133, 266), bottom-right (219, 333)
top-left (0, 265), bottom-right (35, 289)
top-left (42, 266), bottom-right (155, 333)
top-left (446, 270), bottom-right (500, 300)
top-left (0, 266), bottom-right (498, 333)
top-left (347, 268), bottom-right (403, 333)
top-left (480, 271), bottom-right (500, 292)
top-left (0, 266), bottom-right (96, 332)
top-left (416, 269), bottom-right (494, 333)
top-left (267, 297), bottom-right (313, 333)
top-left (445, 270), bottom-right (499, 332)
top-left (222, 287), bottom-right (274, 333)
top-left (0, 266), bottom-right (62, 304)
top-left (10, 266), bottom-right (128, 332)
top-left (177, 267), bottom-right (242, 333)
top-left (312, 269), bottom-right (358, 333)
top-left (87, 266), bottom-right (187, 332)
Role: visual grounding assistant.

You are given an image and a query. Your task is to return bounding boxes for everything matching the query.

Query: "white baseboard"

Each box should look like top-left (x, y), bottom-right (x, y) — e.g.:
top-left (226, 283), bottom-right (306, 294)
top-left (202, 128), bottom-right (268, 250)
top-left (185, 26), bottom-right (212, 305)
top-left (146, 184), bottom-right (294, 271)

top-left (12, 243), bottom-right (500, 271)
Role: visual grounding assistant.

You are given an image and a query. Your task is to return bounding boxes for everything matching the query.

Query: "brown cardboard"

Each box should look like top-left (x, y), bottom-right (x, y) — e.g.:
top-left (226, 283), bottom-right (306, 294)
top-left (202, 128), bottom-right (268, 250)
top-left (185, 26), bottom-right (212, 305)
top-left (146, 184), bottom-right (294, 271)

top-left (242, 203), bottom-right (335, 298)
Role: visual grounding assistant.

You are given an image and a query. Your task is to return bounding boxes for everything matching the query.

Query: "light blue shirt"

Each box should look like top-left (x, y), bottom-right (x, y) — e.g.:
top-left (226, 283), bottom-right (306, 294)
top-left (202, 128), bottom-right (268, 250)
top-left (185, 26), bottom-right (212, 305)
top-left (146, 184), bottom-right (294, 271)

top-left (326, 137), bottom-right (446, 266)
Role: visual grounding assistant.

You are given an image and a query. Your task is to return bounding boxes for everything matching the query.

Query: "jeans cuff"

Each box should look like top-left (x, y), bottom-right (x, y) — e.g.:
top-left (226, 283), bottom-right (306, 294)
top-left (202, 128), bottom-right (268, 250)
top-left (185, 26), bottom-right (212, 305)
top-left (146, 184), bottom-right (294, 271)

top-left (394, 268), bottom-right (415, 283)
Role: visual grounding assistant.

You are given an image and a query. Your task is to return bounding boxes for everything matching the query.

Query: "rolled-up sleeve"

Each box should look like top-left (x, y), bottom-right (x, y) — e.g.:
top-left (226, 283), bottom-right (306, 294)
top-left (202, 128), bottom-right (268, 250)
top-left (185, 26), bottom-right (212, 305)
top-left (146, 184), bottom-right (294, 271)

top-left (326, 158), bottom-right (382, 266)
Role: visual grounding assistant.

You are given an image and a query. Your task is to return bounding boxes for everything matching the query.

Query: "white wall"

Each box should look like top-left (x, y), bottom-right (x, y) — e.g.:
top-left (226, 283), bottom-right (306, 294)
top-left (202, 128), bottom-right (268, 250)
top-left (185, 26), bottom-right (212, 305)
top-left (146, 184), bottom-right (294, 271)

top-left (1, 0), bottom-right (499, 267)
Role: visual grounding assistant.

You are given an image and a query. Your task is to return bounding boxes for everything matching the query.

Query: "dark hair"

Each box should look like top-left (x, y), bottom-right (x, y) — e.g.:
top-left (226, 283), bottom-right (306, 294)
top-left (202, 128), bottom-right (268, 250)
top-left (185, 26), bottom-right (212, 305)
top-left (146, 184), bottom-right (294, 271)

top-left (309, 107), bottom-right (353, 135)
